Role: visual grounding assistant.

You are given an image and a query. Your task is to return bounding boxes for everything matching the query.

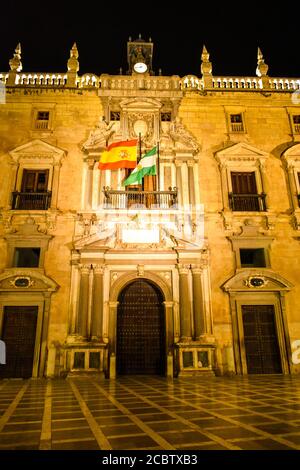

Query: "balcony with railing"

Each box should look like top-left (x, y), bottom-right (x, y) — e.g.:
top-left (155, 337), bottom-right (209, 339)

top-left (11, 191), bottom-right (52, 210)
top-left (103, 187), bottom-right (178, 210)
top-left (229, 193), bottom-right (266, 212)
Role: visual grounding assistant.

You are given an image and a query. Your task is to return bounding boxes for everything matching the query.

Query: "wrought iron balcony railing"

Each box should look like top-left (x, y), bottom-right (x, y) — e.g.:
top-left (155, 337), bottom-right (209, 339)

top-left (11, 191), bottom-right (52, 210)
top-left (103, 187), bottom-right (178, 209)
top-left (229, 193), bottom-right (266, 212)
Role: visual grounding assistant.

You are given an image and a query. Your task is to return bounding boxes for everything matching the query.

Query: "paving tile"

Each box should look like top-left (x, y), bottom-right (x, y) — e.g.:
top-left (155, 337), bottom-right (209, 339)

top-left (279, 433), bottom-right (300, 445)
top-left (158, 430), bottom-right (210, 445)
top-left (108, 435), bottom-right (158, 450)
top-left (233, 439), bottom-right (296, 450)
top-left (52, 427), bottom-right (94, 440)
top-left (52, 439), bottom-right (100, 450)
top-left (255, 423), bottom-right (299, 435)
top-left (148, 421), bottom-right (192, 432)
top-left (101, 424), bottom-right (143, 436)
top-left (208, 426), bottom-right (261, 439)
top-left (52, 419), bottom-right (88, 430)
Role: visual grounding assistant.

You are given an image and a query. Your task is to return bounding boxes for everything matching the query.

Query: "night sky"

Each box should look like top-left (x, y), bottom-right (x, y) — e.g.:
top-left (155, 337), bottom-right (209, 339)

top-left (0, 1), bottom-right (299, 78)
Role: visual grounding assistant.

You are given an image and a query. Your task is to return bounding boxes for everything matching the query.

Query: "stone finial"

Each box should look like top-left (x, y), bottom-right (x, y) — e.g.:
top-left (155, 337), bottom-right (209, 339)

top-left (201, 44), bottom-right (212, 75)
top-left (201, 44), bottom-right (213, 89)
top-left (9, 43), bottom-right (22, 72)
top-left (201, 45), bottom-right (210, 62)
top-left (67, 42), bottom-right (79, 72)
top-left (256, 47), bottom-right (268, 77)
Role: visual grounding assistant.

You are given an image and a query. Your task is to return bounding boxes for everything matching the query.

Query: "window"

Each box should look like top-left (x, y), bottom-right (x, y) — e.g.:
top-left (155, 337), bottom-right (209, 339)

top-left (292, 115), bottom-right (300, 134)
top-left (229, 172), bottom-right (266, 211)
top-left (110, 111), bottom-right (120, 121)
top-left (13, 248), bottom-right (41, 268)
top-left (161, 112), bottom-right (171, 122)
top-left (12, 169), bottom-right (51, 210)
top-left (230, 113), bottom-right (244, 132)
top-left (35, 111), bottom-right (50, 130)
top-left (21, 170), bottom-right (49, 193)
top-left (240, 248), bottom-right (266, 268)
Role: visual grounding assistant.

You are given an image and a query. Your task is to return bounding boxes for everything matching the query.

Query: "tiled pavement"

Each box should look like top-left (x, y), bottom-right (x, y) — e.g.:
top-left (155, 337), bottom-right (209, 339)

top-left (0, 375), bottom-right (300, 450)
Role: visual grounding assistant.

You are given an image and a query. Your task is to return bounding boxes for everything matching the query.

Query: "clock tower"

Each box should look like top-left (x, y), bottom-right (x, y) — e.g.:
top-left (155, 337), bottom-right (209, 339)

top-left (127, 34), bottom-right (153, 75)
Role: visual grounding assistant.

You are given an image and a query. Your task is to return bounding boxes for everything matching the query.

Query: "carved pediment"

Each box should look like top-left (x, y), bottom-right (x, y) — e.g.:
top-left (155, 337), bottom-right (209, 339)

top-left (74, 229), bottom-right (116, 251)
top-left (9, 139), bottom-right (66, 164)
top-left (120, 97), bottom-right (162, 112)
top-left (0, 269), bottom-right (59, 292)
top-left (222, 269), bottom-right (293, 292)
top-left (215, 142), bottom-right (268, 164)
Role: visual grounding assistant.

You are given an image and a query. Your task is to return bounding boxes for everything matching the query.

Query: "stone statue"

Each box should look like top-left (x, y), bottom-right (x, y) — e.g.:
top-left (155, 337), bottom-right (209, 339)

top-left (82, 116), bottom-right (115, 151)
top-left (169, 116), bottom-right (199, 152)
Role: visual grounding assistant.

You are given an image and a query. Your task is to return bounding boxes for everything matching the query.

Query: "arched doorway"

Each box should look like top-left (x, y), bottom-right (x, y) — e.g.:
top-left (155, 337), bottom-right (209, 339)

top-left (116, 279), bottom-right (166, 375)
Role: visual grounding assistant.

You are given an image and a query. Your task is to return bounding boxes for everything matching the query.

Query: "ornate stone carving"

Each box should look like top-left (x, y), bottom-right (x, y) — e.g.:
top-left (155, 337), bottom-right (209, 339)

top-left (9, 276), bottom-right (35, 288)
top-left (82, 117), bottom-right (115, 152)
top-left (245, 275), bottom-right (269, 288)
top-left (168, 117), bottom-right (199, 153)
top-left (128, 113), bottom-right (154, 143)
top-left (137, 264), bottom-right (144, 276)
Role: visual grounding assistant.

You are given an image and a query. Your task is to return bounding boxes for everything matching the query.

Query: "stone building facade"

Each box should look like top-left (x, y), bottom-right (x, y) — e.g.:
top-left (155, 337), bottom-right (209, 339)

top-left (0, 39), bottom-right (300, 379)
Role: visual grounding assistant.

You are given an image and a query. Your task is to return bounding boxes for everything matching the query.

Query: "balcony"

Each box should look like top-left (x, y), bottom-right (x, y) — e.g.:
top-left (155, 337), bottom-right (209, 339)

top-left (229, 193), bottom-right (266, 212)
top-left (103, 188), bottom-right (178, 209)
top-left (11, 191), bottom-right (52, 210)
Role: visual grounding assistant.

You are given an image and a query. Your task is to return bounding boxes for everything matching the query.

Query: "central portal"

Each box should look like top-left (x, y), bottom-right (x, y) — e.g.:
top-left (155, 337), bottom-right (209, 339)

top-left (116, 279), bottom-right (166, 375)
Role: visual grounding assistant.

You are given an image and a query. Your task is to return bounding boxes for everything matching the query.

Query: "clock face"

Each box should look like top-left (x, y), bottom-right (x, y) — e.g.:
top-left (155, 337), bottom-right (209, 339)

top-left (133, 62), bottom-right (147, 73)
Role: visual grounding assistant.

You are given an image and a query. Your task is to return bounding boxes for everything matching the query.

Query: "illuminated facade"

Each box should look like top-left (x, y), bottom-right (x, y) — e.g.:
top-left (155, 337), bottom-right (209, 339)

top-left (0, 39), bottom-right (300, 379)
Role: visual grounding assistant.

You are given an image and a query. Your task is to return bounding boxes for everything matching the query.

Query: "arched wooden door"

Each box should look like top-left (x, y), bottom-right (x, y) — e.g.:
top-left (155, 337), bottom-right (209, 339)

top-left (117, 279), bottom-right (165, 375)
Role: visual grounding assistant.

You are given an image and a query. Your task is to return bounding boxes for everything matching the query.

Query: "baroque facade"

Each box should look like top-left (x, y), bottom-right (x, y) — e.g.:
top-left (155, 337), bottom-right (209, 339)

top-left (0, 38), bottom-right (300, 379)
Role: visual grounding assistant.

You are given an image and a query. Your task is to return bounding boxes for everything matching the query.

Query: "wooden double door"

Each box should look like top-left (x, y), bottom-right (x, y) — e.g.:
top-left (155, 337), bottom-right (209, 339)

top-left (117, 279), bottom-right (165, 375)
top-left (0, 306), bottom-right (38, 378)
top-left (242, 305), bottom-right (282, 374)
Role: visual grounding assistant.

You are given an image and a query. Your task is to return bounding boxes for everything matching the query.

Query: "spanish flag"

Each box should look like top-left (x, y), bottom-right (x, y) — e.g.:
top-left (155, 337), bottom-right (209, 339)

top-left (98, 139), bottom-right (138, 170)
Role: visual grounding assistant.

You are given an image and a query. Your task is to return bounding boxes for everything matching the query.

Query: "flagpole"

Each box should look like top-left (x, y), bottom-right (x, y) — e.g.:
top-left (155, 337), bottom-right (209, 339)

top-left (157, 141), bottom-right (160, 191)
top-left (138, 133), bottom-right (142, 163)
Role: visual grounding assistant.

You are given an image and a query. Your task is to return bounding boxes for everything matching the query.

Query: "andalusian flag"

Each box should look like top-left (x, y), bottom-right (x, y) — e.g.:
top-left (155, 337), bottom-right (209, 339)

top-left (124, 146), bottom-right (157, 186)
top-left (99, 139), bottom-right (137, 170)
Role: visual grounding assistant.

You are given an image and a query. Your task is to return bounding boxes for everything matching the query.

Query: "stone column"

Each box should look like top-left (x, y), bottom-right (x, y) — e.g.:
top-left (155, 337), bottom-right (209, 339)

top-left (108, 301), bottom-right (119, 379)
top-left (50, 163), bottom-right (61, 209)
top-left (219, 162), bottom-right (230, 210)
top-left (163, 301), bottom-right (174, 378)
top-left (287, 163), bottom-right (299, 211)
top-left (178, 265), bottom-right (192, 341)
top-left (175, 160), bottom-right (183, 207)
top-left (91, 265), bottom-right (104, 341)
top-left (39, 293), bottom-right (51, 377)
top-left (258, 160), bottom-right (268, 210)
top-left (86, 160), bottom-right (95, 210)
top-left (7, 163), bottom-right (19, 209)
top-left (76, 265), bottom-right (90, 339)
top-left (191, 265), bottom-right (206, 339)
top-left (187, 160), bottom-right (195, 207)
